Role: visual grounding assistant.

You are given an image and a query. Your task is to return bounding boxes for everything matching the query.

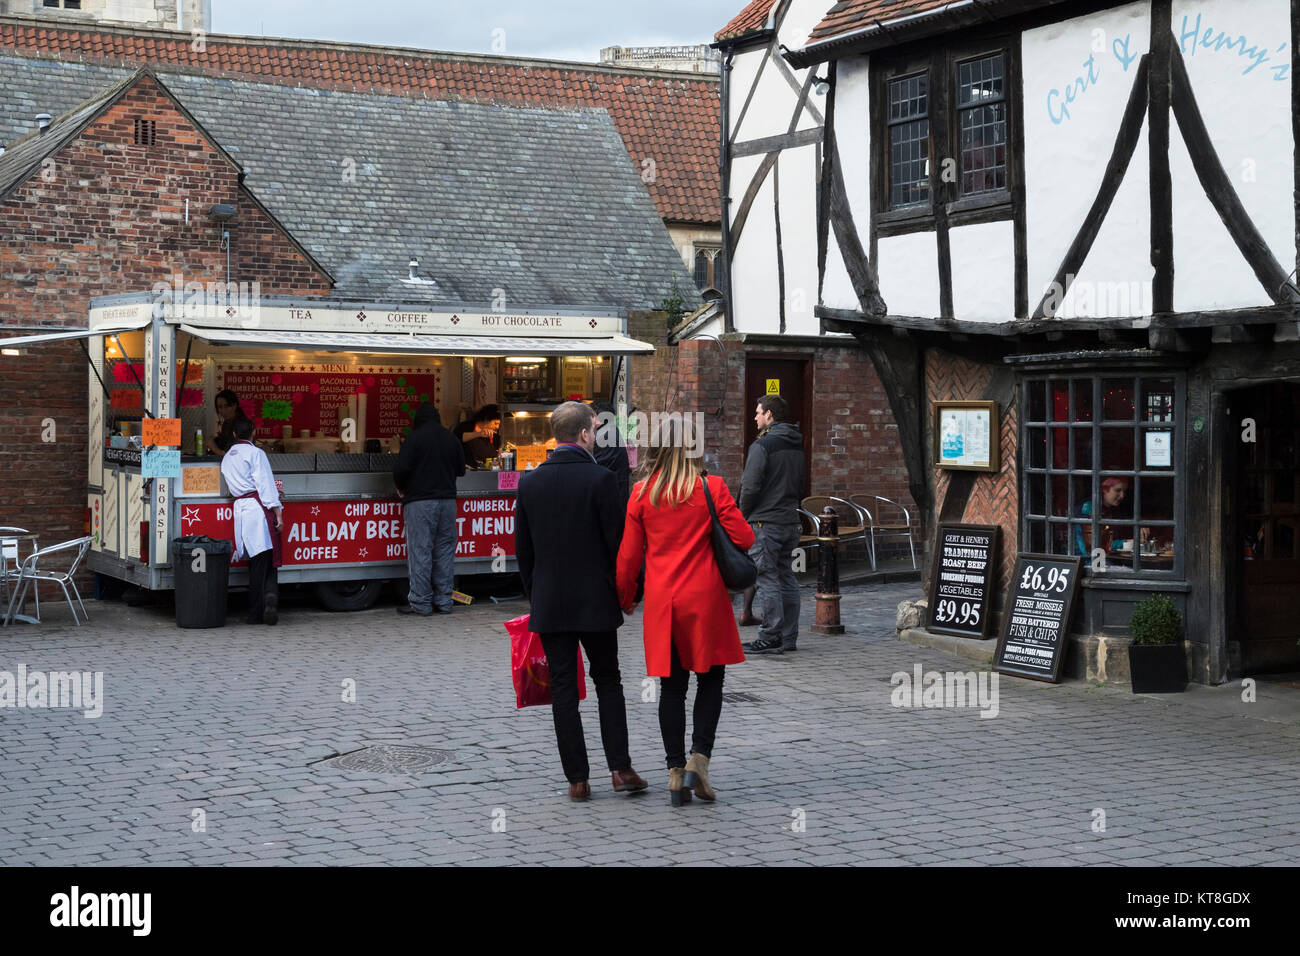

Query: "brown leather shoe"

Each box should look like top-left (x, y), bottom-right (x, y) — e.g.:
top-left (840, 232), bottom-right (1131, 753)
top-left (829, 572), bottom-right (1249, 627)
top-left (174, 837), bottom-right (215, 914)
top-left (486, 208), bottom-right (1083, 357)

top-left (568, 781), bottom-right (590, 801)
top-left (611, 769), bottom-right (648, 793)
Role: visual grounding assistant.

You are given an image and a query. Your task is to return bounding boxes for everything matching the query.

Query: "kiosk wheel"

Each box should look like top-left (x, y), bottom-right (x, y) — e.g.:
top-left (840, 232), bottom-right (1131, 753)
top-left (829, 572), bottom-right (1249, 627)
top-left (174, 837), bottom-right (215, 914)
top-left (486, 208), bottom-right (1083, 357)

top-left (314, 579), bottom-right (384, 612)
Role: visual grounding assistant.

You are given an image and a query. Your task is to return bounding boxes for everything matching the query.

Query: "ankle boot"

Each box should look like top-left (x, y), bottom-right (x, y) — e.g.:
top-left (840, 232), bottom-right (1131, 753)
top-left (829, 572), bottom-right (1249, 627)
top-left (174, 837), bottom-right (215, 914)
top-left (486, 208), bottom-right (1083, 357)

top-left (683, 752), bottom-right (715, 801)
top-left (668, 767), bottom-right (692, 807)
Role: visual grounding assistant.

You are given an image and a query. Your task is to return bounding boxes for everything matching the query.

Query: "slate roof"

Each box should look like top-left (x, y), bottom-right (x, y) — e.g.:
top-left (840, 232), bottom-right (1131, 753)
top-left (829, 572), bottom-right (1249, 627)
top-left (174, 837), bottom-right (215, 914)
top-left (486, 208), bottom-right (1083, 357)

top-left (0, 55), bottom-right (701, 313)
top-left (0, 17), bottom-right (720, 225)
top-left (715, 0), bottom-right (781, 42)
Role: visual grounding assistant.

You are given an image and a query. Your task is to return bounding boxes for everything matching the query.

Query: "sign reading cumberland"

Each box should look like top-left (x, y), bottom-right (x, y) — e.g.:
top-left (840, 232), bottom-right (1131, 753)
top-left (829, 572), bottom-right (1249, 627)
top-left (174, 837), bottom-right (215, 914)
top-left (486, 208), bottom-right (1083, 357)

top-left (927, 524), bottom-right (999, 639)
top-left (994, 554), bottom-right (1083, 683)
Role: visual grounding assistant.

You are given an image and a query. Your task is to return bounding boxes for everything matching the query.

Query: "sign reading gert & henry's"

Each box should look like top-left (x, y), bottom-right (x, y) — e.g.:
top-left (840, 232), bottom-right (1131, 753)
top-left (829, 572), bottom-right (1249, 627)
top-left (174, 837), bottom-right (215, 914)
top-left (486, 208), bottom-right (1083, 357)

top-left (927, 524), bottom-right (999, 639)
top-left (994, 554), bottom-right (1083, 683)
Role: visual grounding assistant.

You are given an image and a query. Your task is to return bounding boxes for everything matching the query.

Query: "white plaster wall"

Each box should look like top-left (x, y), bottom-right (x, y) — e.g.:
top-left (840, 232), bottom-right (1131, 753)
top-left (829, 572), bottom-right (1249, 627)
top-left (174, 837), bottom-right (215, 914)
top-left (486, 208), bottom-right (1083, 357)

top-left (730, 152), bottom-right (782, 334)
top-left (879, 232), bottom-right (941, 318)
top-left (950, 220), bottom-right (1016, 320)
top-left (727, 47), bottom-right (766, 140)
top-left (1023, 2), bottom-right (1152, 316)
top-left (819, 54), bottom-right (871, 315)
top-left (1170, 0), bottom-right (1295, 312)
top-left (821, 241), bottom-right (859, 312)
top-left (775, 144), bottom-right (822, 335)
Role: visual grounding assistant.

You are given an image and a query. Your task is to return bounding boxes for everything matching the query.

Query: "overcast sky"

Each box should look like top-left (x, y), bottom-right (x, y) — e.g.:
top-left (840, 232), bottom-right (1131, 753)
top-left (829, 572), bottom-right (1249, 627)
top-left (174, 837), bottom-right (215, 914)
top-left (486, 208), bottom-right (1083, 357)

top-left (214, 1), bottom-right (747, 63)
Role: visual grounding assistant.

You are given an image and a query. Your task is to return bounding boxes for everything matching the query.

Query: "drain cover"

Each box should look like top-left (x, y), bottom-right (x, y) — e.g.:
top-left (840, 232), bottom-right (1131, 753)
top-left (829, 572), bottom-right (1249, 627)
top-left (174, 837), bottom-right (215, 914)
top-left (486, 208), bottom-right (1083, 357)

top-left (722, 692), bottom-right (765, 703)
top-left (327, 745), bottom-right (454, 773)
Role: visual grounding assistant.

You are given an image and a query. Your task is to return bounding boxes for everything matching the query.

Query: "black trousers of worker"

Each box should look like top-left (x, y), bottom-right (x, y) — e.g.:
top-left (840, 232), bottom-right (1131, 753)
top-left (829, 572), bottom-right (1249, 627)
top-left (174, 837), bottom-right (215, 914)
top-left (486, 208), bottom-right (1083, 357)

top-left (538, 630), bottom-right (631, 783)
top-left (659, 642), bottom-right (726, 769)
top-left (247, 549), bottom-right (278, 622)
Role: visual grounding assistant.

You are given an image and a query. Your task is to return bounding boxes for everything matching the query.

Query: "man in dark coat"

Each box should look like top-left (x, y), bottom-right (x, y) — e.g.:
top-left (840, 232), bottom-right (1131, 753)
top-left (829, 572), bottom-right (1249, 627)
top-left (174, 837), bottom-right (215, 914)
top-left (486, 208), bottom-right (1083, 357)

top-left (591, 399), bottom-right (631, 503)
top-left (394, 403), bottom-right (465, 615)
top-left (514, 401), bottom-right (648, 801)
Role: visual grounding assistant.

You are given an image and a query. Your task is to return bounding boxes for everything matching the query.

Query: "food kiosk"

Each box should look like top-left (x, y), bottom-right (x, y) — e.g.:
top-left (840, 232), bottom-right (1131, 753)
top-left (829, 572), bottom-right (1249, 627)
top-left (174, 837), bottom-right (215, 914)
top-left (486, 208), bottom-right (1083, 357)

top-left (79, 291), bottom-right (653, 610)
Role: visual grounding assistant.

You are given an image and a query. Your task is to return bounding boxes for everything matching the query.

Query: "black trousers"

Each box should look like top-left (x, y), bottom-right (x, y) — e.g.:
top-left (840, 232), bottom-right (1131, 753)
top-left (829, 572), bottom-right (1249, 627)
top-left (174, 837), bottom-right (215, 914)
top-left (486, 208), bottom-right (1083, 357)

top-left (538, 630), bottom-right (631, 783)
top-left (247, 549), bottom-right (278, 622)
top-left (659, 642), bottom-right (726, 769)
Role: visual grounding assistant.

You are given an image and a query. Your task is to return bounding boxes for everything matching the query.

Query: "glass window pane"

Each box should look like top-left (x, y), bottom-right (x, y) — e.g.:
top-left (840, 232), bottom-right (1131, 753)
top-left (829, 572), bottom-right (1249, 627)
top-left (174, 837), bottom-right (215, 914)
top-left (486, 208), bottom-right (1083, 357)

top-left (1103, 379), bottom-right (1136, 420)
top-left (1070, 521), bottom-right (1092, 559)
top-left (1141, 428), bottom-right (1174, 471)
top-left (1142, 378), bottom-right (1176, 422)
top-left (1050, 427), bottom-right (1070, 469)
top-left (958, 53), bottom-right (1004, 105)
top-left (889, 73), bottom-right (928, 121)
top-left (959, 101), bottom-right (1006, 194)
top-left (890, 119), bottom-right (930, 208)
top-left (1073, 427), bottom-right (1092, 470)
top-left (1050, 475), bottom-right (1069, 517)
top-left (1027, 427), bottom-right (1047, 469)
top-left (1102, 428), bottom-right (1135, 471)
top-left (1139, 477), bottom-right (1174, 521)
top-left (1073, 379), bottom-right (1093, 421)
top-left (1049, 522), bottom-right (1072, 555)
top-left (1072, 476), bottom-right (1093, 519)
top-left (1097, 477), bottom-right (1135, 520)
top-left (1029, 521), bottom-right (1046, 553)
top-left (1027, 381), bottom-right (1046, 422)
top-left (1050, 379), bottom-right (1070, 421)
top-left (1027, 473), bottom-right (1046, 516)
top-left (1276, 521), bottom-right (1296, 558)
top-left (1138, 528), bottom-right (1176, 571)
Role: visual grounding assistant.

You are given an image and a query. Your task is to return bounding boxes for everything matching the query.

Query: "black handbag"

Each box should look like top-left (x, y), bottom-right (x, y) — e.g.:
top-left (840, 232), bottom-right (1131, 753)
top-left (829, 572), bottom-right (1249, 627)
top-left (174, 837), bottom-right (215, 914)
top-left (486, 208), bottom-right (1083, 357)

top-left (701, 477), bottom-right (757, 591)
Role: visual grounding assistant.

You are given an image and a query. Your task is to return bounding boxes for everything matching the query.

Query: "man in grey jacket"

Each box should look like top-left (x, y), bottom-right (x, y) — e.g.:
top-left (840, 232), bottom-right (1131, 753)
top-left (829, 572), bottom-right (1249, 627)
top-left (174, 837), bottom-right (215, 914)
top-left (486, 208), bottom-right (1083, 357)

top-left (738, 394), bottom-right (805, 655)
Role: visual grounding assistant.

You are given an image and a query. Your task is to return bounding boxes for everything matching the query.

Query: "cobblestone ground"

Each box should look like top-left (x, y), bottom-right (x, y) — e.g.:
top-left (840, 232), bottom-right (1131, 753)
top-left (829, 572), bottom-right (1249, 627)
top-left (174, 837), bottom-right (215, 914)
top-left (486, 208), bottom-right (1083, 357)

top-left (2, 580), bottom-right (1299, 866)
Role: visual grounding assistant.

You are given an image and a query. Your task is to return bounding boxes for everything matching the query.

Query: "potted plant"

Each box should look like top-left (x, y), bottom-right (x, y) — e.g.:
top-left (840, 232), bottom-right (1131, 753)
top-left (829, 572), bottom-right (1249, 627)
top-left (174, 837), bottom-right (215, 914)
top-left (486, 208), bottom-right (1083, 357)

top-left (1128, 594), bottom-right (1186, 693)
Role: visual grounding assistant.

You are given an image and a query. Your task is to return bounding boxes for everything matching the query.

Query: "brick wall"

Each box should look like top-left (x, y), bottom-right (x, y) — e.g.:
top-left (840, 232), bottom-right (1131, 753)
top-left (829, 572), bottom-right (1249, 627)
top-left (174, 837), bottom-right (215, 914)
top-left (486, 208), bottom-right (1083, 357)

top-left (0, 74), bottom-right (331, 572)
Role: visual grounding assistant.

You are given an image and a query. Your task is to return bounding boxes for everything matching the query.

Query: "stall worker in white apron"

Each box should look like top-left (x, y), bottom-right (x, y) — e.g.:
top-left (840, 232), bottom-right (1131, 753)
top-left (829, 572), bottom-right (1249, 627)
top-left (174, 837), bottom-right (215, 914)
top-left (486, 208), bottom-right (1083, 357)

top-left (220, 417), bottom-right (284, 625)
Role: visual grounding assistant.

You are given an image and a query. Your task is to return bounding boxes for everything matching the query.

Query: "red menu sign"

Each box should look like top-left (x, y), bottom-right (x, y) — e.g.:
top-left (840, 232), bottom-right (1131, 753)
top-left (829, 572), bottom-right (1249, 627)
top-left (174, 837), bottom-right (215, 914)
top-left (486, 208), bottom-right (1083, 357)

top-left (178, 496), bottom-right (515, 567)
top-left (217, 363), bottom-right (443, 439)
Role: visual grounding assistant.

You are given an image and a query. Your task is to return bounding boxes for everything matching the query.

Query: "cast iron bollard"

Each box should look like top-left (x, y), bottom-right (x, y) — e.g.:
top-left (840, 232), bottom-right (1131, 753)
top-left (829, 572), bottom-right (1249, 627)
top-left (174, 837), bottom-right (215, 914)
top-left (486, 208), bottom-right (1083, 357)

top-left (812, 505), bottom-right (845, 635)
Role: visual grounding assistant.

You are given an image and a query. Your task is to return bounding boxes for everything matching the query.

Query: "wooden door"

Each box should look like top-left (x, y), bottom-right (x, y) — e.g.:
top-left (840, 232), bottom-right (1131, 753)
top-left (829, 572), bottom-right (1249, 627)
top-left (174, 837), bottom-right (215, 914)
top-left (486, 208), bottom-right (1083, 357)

top-left (1236, 384), bottom-right (1300, 672)
top-left (743, 356), bottom-right (811, 497)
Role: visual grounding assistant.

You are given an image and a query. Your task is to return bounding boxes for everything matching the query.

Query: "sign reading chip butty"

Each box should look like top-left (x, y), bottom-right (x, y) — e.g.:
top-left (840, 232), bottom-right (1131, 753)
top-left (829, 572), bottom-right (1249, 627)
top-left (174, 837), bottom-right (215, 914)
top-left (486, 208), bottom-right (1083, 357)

top-left (994, 553), bottom-right (1083, 683)
top-left (927, 524), bottom-right (998, 639)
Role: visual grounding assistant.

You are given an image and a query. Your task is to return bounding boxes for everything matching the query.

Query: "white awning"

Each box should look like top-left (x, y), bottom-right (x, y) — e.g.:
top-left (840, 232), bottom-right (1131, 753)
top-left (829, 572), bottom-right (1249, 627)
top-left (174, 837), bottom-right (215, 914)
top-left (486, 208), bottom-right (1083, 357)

top-left (0, 318), bottom-right (151, 348)
top-left (178, 325), bottom-right (656, 356)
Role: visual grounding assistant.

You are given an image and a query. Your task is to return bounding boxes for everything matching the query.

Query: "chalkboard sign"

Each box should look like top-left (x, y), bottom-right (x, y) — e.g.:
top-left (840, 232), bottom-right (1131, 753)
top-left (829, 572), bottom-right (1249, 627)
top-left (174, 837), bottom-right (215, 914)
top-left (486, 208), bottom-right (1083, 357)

top-left (994, 553), bottom-right (1083, 683)
top-left (927, 524), bottom-right (999, 639)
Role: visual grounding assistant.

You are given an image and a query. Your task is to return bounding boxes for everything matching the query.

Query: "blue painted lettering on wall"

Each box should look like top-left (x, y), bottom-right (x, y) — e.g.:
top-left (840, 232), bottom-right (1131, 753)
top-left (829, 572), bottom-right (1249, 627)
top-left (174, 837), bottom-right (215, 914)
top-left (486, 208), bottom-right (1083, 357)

top-left (1047, 54), bottom-right (1102, 125)
top-left (1179, 13), bottom-right (1289, 79)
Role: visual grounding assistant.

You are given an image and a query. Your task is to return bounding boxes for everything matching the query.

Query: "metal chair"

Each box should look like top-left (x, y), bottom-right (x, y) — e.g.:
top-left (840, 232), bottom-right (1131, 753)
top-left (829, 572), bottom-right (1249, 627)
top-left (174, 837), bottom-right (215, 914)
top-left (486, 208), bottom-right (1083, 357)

top-left (1, 526), bottom-right (34, 612)
top-left (850, 495), bottom-right (917, 571)
top-left (796, 508), bottom-right (821, 552)
top-left (802, 496), bottom-right (869, 550)
top-left (4, 536), bottom-right (92, 627)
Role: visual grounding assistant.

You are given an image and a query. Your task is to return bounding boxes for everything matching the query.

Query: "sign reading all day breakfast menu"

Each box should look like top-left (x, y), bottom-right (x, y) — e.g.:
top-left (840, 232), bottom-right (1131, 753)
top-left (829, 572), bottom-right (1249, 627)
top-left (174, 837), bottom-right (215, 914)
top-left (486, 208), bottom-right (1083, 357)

top-left (217, 364), bottom-right (442, 439)
top-left (927, 524), bottom-right (999, 639)
top-left (993, 554), bottom-right (1083, 683)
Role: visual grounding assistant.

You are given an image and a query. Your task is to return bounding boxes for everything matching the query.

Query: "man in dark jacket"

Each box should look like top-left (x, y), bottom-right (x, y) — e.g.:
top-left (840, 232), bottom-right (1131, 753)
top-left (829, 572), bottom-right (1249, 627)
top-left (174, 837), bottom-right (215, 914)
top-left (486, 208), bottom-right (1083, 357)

top-left (591, 399), bottom-right (631, 503)
top-left (514, 401), bottom-right (647, 801)
top-left (393, 403), bottom-right (465, 615)
top-left (739, 394), bottom-right (805, 655)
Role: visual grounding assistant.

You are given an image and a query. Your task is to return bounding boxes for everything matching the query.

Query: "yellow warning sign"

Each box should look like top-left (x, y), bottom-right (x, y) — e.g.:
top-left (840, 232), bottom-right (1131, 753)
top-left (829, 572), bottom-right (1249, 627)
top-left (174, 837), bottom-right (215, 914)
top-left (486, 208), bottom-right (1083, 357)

top-left (766, 379), bottom-right (781, 395)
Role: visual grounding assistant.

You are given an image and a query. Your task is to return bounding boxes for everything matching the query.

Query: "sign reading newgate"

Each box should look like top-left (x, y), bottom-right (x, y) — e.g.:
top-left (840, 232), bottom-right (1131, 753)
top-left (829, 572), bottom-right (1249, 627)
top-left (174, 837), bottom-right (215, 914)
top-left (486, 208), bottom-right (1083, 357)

top-left (994, 554), bottom-right (1083, 683)
top-left (927, 524), bottom-right (999, 639)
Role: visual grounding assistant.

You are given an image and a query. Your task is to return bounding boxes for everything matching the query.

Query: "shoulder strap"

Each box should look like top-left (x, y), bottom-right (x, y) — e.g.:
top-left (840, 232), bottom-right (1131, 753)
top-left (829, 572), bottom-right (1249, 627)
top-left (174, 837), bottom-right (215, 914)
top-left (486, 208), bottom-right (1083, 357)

top-left (701, 475), bottom-right (720, 522)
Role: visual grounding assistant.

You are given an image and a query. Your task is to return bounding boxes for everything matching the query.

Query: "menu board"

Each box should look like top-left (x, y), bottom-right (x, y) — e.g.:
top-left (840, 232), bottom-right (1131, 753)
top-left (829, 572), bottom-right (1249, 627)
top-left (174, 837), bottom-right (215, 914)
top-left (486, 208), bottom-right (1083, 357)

top-left (927, 524), bottom-right (999, 639)
top-left (218, 364), bottom-right (442, 440)
top-left (994, 554), bottom-right (1083, 683)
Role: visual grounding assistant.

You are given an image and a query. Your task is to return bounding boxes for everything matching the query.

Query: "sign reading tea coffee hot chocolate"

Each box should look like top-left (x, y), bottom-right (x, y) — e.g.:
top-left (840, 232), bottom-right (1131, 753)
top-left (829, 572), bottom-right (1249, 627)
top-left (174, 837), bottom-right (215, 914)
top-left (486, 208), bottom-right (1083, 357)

top-left (994, 554), bottom-right (1083, 683)
top-left (927, 524), bottom-right (999, 639)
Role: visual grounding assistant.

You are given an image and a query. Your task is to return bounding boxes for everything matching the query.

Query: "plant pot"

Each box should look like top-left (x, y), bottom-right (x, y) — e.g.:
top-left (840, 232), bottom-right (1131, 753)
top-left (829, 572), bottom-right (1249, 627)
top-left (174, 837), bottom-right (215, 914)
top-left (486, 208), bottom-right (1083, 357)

top-left (1128, 641), bottom-right (1187, 693)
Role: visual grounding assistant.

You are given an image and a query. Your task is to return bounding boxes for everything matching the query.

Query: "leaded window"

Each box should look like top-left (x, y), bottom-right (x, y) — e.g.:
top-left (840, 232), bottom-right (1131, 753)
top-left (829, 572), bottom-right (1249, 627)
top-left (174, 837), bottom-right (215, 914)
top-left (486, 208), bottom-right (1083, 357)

top-left (957, 53), bottom-right (1007, 195)
top-left (888, 73), bottom-right (930, 209)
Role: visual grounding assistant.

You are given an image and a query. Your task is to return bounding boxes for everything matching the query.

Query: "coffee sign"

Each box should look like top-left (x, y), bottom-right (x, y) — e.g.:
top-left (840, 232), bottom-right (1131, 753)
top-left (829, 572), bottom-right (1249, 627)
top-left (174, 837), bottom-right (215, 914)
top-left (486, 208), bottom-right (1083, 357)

top-left (994, 554), bottom-right (1083, 683)
top-left (927, 524), bottom-right (999, 639)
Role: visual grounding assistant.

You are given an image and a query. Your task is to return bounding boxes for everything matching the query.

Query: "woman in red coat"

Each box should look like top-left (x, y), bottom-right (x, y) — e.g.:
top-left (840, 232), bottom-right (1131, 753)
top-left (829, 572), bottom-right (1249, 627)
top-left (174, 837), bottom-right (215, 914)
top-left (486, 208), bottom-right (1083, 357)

top-left (616, 439), bottom-right (755, 806)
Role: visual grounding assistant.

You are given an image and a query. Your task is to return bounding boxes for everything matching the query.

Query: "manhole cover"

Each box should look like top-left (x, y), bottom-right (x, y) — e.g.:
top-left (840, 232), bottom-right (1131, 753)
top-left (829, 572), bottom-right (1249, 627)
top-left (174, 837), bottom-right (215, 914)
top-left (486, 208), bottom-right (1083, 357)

top-left (327, 746), bottom-right (454, 773)
top-left (722, 692), bottom-right (766, 703)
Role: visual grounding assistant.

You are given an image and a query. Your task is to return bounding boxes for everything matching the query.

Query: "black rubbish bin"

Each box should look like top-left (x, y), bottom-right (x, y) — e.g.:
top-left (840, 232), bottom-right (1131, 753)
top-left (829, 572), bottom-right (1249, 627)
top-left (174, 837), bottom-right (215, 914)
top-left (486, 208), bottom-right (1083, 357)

top-left (172, 535), bottom-right (233, 628)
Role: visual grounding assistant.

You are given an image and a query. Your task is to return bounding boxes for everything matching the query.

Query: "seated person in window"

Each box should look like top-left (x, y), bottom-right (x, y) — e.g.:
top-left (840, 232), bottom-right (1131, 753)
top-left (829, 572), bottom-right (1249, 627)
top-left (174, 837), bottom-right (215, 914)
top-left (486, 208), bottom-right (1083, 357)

top-left (1074, 477), bottom-right (1136, 556)
top-left (212, 389), bottom-right (252, 456)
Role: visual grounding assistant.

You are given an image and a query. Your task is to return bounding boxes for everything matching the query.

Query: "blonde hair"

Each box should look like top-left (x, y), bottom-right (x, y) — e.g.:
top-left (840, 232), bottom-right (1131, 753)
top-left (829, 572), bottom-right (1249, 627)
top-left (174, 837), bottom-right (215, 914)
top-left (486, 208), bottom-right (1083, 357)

top-left (638, 435), bottom-right (704, 509)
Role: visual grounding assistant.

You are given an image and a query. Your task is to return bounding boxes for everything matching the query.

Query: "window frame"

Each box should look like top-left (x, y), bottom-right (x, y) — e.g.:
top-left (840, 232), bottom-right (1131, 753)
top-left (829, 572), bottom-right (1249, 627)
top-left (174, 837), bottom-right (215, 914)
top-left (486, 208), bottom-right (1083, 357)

top-left (872, 38), bottom-right (1019, 232)
top-left (1020, 373), bottom-right (1186, 581)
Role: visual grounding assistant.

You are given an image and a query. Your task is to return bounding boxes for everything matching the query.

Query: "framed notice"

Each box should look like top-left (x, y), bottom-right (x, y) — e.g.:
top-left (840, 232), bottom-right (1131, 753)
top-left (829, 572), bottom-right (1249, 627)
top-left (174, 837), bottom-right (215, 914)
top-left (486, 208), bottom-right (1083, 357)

top-left (927, 524), bottom-right (999, 639)
top-left (994, 553), bottom-right (1083, 683)
top-left (933, 401), bottom-right (999, 472)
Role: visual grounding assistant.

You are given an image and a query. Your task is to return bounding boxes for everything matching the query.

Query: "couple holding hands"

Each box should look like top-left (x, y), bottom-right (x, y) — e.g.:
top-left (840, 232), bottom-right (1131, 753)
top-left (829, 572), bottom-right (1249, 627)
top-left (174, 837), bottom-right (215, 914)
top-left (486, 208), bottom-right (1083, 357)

top-left (515, 401), bottom-right (754, 807)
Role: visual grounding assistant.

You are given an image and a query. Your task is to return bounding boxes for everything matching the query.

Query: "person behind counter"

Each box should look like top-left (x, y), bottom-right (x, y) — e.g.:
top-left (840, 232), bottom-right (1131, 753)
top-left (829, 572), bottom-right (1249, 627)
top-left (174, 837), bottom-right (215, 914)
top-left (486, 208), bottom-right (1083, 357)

top-left (212, 389), bottom-right (252, 456)
top-left (221, 417), bottom-right (283, 626)
top-left (393, 403), bottom-right (466, 616)
top-left (462, 406), bottom-right (502, 468)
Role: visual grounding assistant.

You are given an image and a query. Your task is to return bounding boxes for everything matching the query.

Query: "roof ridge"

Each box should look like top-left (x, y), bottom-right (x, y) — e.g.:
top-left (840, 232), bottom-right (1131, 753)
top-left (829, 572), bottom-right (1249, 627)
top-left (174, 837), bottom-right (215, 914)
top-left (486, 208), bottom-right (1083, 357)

top-left (0, 14), bottom-right (720, 83)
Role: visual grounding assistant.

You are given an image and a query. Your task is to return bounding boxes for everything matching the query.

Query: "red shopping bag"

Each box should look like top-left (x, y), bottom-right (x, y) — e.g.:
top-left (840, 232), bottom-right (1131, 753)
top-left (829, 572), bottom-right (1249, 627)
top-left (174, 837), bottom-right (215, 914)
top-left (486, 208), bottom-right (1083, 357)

top-left (505, 615), bottom-right (587, 709)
